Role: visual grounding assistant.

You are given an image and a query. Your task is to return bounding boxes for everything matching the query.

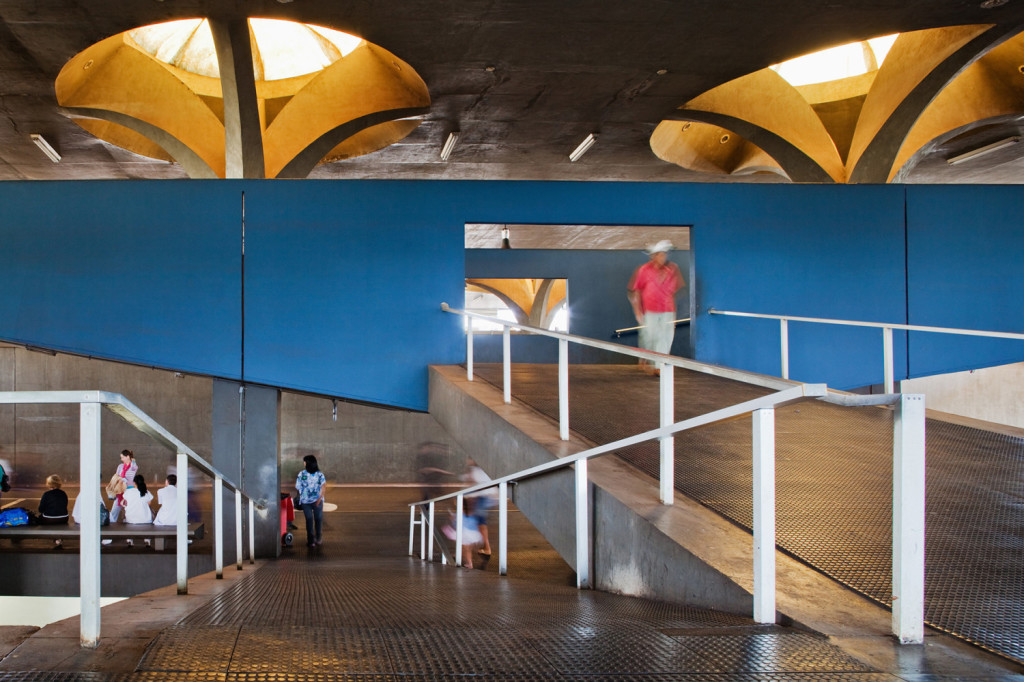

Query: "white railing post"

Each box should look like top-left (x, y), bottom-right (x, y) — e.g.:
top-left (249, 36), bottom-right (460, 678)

top-left (248, 498), bottom-right (255, 564)
top-left (467, 327), bottom-right (474, 381)
top-left (408, 505), bottom-right (416, 555)
top-left (420, 507), bottom-right (427, 560)
top-left (498, 480), bottom-right (508, 575)
top-left (455, 494), bottom-right (465, 566)
top-left (575, 459), bottom-right (591, 589)
top-left (503, 326), bottom-right (511, 404)
top-left (752, 407), bottom-right (776, 624)
top-left (659, 363), bottom-right (675, 505)
top-left (559, 338), bottom-right (569, 440)
top-left (883, 326), bottom-right (895, 393)
top-left (235, 490), bottom-right (243, 570)
top-left (428, 501), bottom-right (435, 561)
top-left (79, 403), bottom-right (102, 649)
top-left (780, 318), bottom-right (789, 380)
top-left (176, 453), bottom-right (188, 594)
top-left (214, 475), bottom-right (223, 578)
top-left (893, 393), bottom-right (926, 644)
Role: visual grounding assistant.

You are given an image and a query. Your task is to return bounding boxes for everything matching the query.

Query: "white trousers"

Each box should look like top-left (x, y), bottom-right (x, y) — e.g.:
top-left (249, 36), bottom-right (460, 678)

top-left (639, 311), bottom-right (676, 356)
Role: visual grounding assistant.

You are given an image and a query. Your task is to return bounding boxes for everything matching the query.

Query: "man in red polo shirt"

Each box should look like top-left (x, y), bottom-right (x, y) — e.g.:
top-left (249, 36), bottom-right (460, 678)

top-left (627, 240), bottom-right (685, 373)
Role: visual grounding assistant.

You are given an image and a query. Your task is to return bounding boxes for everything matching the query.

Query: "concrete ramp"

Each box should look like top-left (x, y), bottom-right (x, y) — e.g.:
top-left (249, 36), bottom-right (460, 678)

top-left (428, 364), bottom-right (897, 641)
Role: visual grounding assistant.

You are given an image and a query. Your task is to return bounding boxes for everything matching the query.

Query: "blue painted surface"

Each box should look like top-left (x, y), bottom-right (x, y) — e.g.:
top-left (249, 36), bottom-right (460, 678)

top-left (466, 249), bottom-right (691, 364)
top-left (1, 179), bottom-right (1022, 407)
top-left (691, 184), bottom-right (910, 389)
top-left (905, 185), bottom-right (1024, 378)
top-left (241, 182), bottom-right (465, 409)
top-left (0, 181), bottom-right (241, 377)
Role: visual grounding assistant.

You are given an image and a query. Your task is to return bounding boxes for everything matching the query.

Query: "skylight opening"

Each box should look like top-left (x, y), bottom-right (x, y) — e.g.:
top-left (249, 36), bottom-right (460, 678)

top-left (128, 18), bottom-right (364, 82)
top-left (770, 34), bottom-right (898, 87)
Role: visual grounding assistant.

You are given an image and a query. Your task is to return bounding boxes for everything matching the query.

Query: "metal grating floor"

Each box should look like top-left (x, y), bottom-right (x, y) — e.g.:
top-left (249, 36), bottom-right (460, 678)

top-left (0, 485), bottom-right (989, 681)
top-left (124, 527), bottom-right (890, 681)
top-left (469, 363), bottom-right (1024, 665)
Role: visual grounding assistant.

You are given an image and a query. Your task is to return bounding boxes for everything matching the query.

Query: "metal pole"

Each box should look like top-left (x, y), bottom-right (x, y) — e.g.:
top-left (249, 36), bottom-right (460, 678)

top-left (79, 403), bottom-right (102, 649)
top-left (893, 394), bottom-right (926, 643)
top-left (176, 453), bottom-right (188, 594)
top-left (235, 490), bottom-right (243, 570)
top-left (248, 498), bottom-right (255, 564)
top-left (780, 319), bottom-right (789, 380)
top-left (575, 459), bottom-right (591, 589)
top-left (883, 327), bottom-right (895, 394)
top-left (752, 408), bottom-right (776, 624)
top-left (659, 363), bottom-right (675, 505)
top-left (408, 505), bottom-right (416, 555)
top-left (559, 338), bottom-right (569, 440)
top-left (498, 480), bottom-right (508, 576)
top-left (467, 327), bottom-right (474, 381)
top-left (428, 501), bottom-right (435, 561)
top-left (420, 507), bottom-right (427, 560)
top-left (503, 326), bottom-right (511, 404)
top-left (214, 475), bottom-right (223, 578)
top-left (456, 494), bottom-right (465, 566)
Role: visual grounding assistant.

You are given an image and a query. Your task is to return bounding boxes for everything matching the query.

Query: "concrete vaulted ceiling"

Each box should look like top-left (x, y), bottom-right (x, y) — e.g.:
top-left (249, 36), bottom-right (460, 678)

top-left (4, 1), bottom-right (1024, 183)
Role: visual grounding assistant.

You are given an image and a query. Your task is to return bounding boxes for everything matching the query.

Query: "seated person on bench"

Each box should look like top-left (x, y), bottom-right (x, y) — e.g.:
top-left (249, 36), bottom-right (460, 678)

top-left (154, 474), bottom-right (177, 526)
top-left (122, 474), bottom-right (154, 547)
top-left (38, 474), bottom-right (69, 547)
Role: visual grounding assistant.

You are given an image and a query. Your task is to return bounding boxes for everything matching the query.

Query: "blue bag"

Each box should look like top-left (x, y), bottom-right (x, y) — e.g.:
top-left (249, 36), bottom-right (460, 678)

top-left (0, 507), bottom-right (29, 526)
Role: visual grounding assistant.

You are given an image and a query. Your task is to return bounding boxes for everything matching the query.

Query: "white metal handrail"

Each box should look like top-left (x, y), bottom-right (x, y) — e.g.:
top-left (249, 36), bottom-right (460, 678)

top-left (422, 310), bottom-right (927, 644)
top-left (0, 390), bottom-right (262, 648)
top-left (708, 308), bottom-right (1024, 393)
top-left (444, 302), bottom-right (797, 507)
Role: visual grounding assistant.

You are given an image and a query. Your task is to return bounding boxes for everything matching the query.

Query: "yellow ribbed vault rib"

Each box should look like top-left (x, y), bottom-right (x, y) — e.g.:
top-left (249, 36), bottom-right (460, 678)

top-left (54, 19), bottom-right (430, 179)
top-left (652, 24), bottom-right (1024, 184)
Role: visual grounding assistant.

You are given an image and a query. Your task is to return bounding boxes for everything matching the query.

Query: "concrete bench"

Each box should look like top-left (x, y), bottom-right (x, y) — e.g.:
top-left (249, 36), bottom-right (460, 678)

top-left (0, 522), bottom-right (204, 551)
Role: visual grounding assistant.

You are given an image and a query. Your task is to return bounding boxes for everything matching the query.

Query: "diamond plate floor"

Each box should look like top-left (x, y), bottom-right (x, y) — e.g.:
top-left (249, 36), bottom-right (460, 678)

top-left (0, 488), bottom-right (1018, 681)
top-left (126, 510), bottom-right (886, 681)
top-left (469, 363), bottom-right (1024, 666)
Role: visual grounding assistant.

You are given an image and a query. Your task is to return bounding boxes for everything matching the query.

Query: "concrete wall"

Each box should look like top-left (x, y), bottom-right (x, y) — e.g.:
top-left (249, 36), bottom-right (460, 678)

top-left (279, 391), bottom-right (466, 487)
top-left (0, 553), bottom-right (215, 598)
top-left (0, 345), bottom-right (212, 487)
top-left (902, 361), bottom-right (1024, 429)
top-left (428, 365), bottom-right (752, 614)
top-left (0, 346), bottom-right (466, 494)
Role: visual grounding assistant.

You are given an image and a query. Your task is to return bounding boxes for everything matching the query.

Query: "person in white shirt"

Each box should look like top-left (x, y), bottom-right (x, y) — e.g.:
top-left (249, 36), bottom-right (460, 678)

top-left (154, 474), bottom-right (177, 526)
top-left (121, 474), bottom-right (154, 547)
top-left (122, 474), bottom-right (154, 524)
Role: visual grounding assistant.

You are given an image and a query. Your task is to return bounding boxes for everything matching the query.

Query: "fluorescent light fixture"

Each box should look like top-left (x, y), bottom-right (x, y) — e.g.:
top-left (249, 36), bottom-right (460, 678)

top-left (30, 134), bottom-right (61, 163)
top-left (569, 133), bottom-right (598, 162)
top-left (947, 136), bottom-right (1020, 165)
top-left (440, 131), bottom-right (460, 161)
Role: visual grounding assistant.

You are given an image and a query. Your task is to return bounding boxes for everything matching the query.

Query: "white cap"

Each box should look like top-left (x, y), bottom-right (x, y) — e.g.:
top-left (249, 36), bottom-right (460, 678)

top-left (645, 239), bottom-right (674, 255)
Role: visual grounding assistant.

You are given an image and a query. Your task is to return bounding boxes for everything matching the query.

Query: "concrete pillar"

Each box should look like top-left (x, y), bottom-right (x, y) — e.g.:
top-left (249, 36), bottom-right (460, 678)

top-left (209, 17), bottom-right (265, 179)
top-left (213, 379), bottom-right (280, 559)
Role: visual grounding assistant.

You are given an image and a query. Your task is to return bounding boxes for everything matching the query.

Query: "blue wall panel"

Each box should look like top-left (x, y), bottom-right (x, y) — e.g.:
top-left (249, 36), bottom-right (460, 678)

top-left (906, 185), bottom-right (1024, 378)
top-left (0, 181), bottom-right (242, 377)
top-left (242, 182), bottom-right (465, 409)
top-left (692, 185), bottom-right (909, 389)
top-left (1, 180), bottom-right (1022, 407)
